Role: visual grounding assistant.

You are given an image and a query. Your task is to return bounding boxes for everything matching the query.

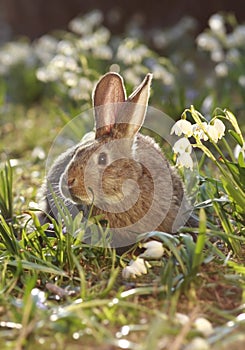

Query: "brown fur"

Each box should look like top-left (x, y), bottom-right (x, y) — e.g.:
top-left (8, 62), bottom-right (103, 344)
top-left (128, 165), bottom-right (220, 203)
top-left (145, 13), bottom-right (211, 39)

top-left (38, 72), bottom-right (192, 249)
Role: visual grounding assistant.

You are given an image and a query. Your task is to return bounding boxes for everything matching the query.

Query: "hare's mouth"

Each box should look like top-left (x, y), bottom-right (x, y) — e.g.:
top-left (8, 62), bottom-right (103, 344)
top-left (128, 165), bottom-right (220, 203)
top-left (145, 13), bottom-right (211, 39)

top-left (69, 190), bottom-right (93, 206)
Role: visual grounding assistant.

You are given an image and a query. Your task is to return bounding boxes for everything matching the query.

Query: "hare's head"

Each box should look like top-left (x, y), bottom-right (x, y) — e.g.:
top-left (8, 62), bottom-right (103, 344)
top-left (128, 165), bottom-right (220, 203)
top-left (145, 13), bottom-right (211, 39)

top-left (63, 72), bottom-right (153, 211)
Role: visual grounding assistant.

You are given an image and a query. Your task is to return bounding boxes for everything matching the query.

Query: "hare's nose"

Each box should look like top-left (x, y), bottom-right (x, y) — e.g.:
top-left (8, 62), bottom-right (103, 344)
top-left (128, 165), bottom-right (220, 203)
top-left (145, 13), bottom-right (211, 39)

top-left (68, 177), bottom-right (76, 189)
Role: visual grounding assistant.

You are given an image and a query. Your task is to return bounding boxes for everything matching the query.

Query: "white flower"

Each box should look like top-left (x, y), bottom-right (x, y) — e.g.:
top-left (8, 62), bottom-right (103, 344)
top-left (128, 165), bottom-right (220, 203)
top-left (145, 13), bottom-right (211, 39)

top-left (69, 17), bottom-right (90, 35)
top-left (85, 10), bottom-right (103, 27)
top-left (238, 75), bottom-right (245, 87)
top-left (62, 71), bottom-right (78, 87)
top-left (57, 40), bottom-right (76, 56)
top-left (184, 337), bottom-right (210, 350)
top-left (232, 25), bottom-right (245, 46)
top-left (207, 119), bottom-right (225, 142)
top-left (51, 55), bottom-right (78, 72)
top-left (194, 317), bottom-right (214, 337)
top-left (234, 144), bottom-right (245, 160)
top-left (117, 38), bottom-right (149, 65)
top-left (192, 122), bottom-right (209, 141)
top-left (122, 258), bottom-right (150, 279)
top-left (173, 137), bottom-right (192, 154)
top-left (208, 14), bottom-right (226, 36)
top-left (196, 33), bottom-right (220, 51)
top-left (93, 45), bottom-right (113, 60)
top-left (176, 152), bottom-right (193, 170)
top-left (192, 119), bottom-right (225, 143)
top-left (213, 119), bottom-right (225, 137)
top-left (173, 138), bottom-right (193, 170)
top-left (175, 313), bottom-right (190, 325)
top-left (215, 62), bottom-right (228, 77)
top-left (211, 49), bottom-right (224, 62)
top-left (36, 66), bottom-right (60, 82)
top-left (152, 64), bottom-right (174, 85)
top-left (139, 241), bottom-right (164, 259)
top-left (171, 120), bottom-right (193, 137)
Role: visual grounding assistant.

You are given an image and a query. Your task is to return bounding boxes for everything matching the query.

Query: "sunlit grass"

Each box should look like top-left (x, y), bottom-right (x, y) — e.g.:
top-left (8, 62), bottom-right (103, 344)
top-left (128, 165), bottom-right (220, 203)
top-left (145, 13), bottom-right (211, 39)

top-left (0, 151), bottom-right (244, 349)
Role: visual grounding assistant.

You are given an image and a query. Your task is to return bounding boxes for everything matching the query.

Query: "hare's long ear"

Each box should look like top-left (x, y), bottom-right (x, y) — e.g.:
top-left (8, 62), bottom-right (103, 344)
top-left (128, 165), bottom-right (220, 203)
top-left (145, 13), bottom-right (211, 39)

top-left (93, 72), bottom-right (126, 139)
top-left (114, 73), bottom-right (152, 139)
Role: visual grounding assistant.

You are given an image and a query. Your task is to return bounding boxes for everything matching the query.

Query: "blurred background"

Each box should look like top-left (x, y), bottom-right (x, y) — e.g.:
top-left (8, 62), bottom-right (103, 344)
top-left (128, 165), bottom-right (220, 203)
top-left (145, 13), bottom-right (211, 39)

top-left (0, 0), bottom-right (245, 162)
top-left (0, 0), bottom-right (245, 42)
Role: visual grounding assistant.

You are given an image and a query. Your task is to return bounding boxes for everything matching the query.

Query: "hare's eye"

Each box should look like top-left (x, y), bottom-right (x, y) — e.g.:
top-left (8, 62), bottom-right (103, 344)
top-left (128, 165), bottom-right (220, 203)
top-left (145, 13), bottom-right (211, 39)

top-left (98, 152), bottom-right (107, 165)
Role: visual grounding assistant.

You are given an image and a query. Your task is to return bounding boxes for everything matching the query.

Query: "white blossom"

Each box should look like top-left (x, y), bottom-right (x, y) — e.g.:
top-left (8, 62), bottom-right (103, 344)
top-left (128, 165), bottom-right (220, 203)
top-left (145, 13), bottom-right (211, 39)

top-left (93, 45), bottom-right (113, 60)
top-left (62, 71), bottom-right (78, 87)
top-left (171, 120), bottom-right (193, 137)
top-left (176, 152), bottom-right (193, 170)
top-left (152, 64), bottom-right (174, 85)
top-left (57, 40), bottom-right (76, 56)
top-left (173, 137), bottom-right (192, 155)
top-left (69, 18), bottom-right (91, 35)
top-left (192, 122), bottom-right (209, 141)
top-left (184, 337), bottom-right (210, 350)
top-left (232, 25), bottom-right (245, 46)
top-left (0, 41), bottom-right (33, 75)
top-left (238, 75), bottom-right (245, 87)
top-left (196, 33), bottom-right (221, 51)
top-left (85, 10), bottom-right (103, 27)
top-left (68, 77), bottom-right (93, 100)
top-left (215, 62), bottom-right (228, 77)
top-left (211, 49), bottom-right (224, 62)
top-left (34, 35), bottom-right (58, 63)
top-left (208, 14), bottom-right (226, 36)
top-left (122, 258), bottom-right (150, 279)
top-left (234, 144), bottom-right (245, 160)
top-left (36, 66), bottom-right (60, 82)
top-left (51, 55), bottom-right (78, 71)
top-left (194, 317), bottom-right (214, 337)
top-left (139, 241), bottom-right (164, 259)
top-left (117, 39), bottom-right (149, 65)
top-left (173, 137), bottom-right (193, 170)
top-left (175, 313), bottom-right (190, 325)
top-left (207, 119), bottom-right (225, 142)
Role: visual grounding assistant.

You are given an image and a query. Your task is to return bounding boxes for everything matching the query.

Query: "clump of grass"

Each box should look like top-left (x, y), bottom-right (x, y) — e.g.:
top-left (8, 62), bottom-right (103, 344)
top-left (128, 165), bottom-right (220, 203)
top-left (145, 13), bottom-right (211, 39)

top-left (0, 161), bottom-right (13, 221)
top-left (0, 152), bottom-right (244, 349)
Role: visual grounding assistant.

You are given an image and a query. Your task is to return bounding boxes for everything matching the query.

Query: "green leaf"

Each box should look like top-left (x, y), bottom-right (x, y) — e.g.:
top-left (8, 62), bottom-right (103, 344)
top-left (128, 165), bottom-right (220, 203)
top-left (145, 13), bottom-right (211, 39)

top-left (0, 161), bottom-right (13, 220)
top-left (221, 176), bottom-right (245, 214)
top-left (228, 130), bottom-right (243, 147)
top-left (192, 209), bottom-right (206, 271)
top-left (224, 110), bottom-right (244, 143)
top-left (7, 260), bottom-right (68, 276)
top-left (238, 151), bottom-right (245, 168)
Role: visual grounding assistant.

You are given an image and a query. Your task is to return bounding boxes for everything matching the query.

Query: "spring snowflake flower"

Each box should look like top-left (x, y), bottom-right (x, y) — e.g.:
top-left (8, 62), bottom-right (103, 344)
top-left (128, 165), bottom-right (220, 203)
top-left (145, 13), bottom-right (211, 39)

top-left (173, 137), bottom-right (192, 154)
top-left (207, 119), bottom-right (226, 142)
top-left (176, 152), bottom-right (193, 170)
top-left (192, 122), bottom-right (209, 141)
top-left (173, 138), bottom-right (193, 170)
top-left (171, 120), bottom-right (193, 137)
top-left (139, 241), bottom-right (164, 259)
top-left (122, 258), bottom-right (150, 279)
top-left (234, 144), bottom-right (245, 159)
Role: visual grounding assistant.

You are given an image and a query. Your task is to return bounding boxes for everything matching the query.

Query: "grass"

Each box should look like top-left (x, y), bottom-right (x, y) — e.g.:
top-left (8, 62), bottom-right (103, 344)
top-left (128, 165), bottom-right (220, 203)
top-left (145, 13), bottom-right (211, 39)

top-left (0, 102), bottom-right (244, 350)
